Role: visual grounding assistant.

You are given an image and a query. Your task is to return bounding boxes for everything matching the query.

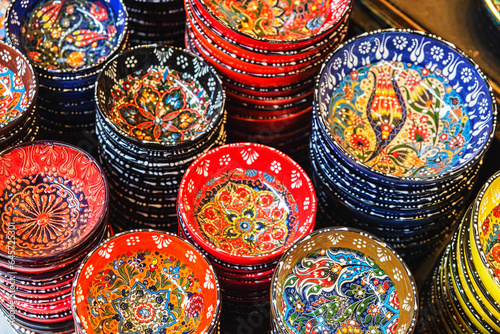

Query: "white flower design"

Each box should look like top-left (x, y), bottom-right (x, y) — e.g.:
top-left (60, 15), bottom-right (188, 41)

top-left (152, 234), bottom-right (171, 249)
top-left (270, 161), bottom-right (281, 173)
top-left (393, 36), bottom-right (408, 50)
top-left (303, 197), bottom-right (310, 211)
top-left (358, 41), bottom-right (371, 54)
top-left (397, 324), bottom-right (408, 334)
top-left (240, 148), bottom-right (259, 165)
top-left (177, 55), bottom-right (188, 69)
top-left (206, 305), bottom-right (214, 320)
top-left (84, 264), bottom-right (94, 279)
top-left (479, 97), bottom-right (489, 114)
top-left (377, 247), bottom-right (392, 262)
top-left (219, 154), bottom-right (231, 166)
top-left (207, 77), bottom-right (216, 91)
top-left (353, 238), bottom-right (366, 249)
top-left (332, 57), bottom-right (343, 70)
top-left (98, 242), bottom-right (114, 259)
top-left (186, 250), bottom-right (197, 263)
top-left (126, 236), bottom-right (140, 246)
top-left (392, 268), bottom-right (403, 281)
top-left (21, 0), bottom-right (29, 8)
top-left (304, 240), bottom-right (315, 252)
top-left (76, 285), bottom-right (84, 303)
top-left (125, 56), bottom-right (137, 68)
top-left (0, 50), bottom-right (11, 62)
top-left (16, 57), bottom-right (26, 77)
top-left (204, 269), bottom-right (215, 289)
top-left (11, 11), bottom-right (20, 27)
top-left (196, 160), bottom-right (210, 177)
top-left (328, 234), bottom-right (344, 246)
top-left (291, 170), bottom-right (302, 189)
top-left (402, 293), bottom-right (413, 311)
top-left (460, 67), bottom-right (473, 83)
top-left (430, 46), bottom-right (444, 61)
top-left (187, 179), bottom-right (195, 193)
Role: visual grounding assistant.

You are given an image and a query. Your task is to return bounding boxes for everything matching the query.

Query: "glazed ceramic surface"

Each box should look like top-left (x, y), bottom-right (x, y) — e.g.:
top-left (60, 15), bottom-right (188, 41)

top-left (483, 0), bottom-right (500, 28)
top-left (271, 227), bottom-right (418, 334)
top-left (316, 30), bottom-right (496, 181)
top-left (72, 230), bottom-right (220, 334)
top-left (178, 143), bottom-right (316, 265)
top-left (0, 0), bottom-right (9, 40)
top-left (0, 141), bottom-right (107, 260)
top-left (97, 45), bottom-right (224, 147)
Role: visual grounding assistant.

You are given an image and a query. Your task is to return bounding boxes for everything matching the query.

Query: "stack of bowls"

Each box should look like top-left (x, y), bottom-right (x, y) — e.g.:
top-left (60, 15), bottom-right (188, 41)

top-left (124, 0), bottom-right (185, 47)
top-left (177, 142), bottom-right (317, 302)
top-left (0, 41), bottom-right (39, 151)
top-left (5, 0), bottom-right (128, 144)
top-left (95, 44), bottom-right (226, 232)
top-left (0, 141), bottom-right (109, 334)
top-left (418, 170), bottom-right (500, 333)
top-left (184, 0), bottom-right (352, 158)
top-left (270, 227), bottom-right (418, 334)
top-left (310, 29), bottom-right (497, 264)
top-left (72, 230), bottom-right (221, 334)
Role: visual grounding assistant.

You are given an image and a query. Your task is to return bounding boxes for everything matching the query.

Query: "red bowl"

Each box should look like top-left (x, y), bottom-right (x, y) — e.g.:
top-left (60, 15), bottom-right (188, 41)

top-left (224, 79), bottom-right (314, 101)
top-left (177, 142), bottom-right (317, 266)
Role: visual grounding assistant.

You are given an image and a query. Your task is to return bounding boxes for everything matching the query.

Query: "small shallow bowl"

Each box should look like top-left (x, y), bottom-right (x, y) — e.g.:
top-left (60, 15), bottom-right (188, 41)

top-left (0, 140), bottom-right (108, 264)
top-left (177, 142), bottom-right (316, 266)
top-left (72, 229), bottom-right (221, 334)
top-left (271, 226), bottom-right (418, 334)
top-left (315, 29), bottom-right (497, 186)
top-left (96, 44), bottom-right (225, 149)
top-left (189, 0), bottom-right (351, 51)
top-left (6, 0), bottom-right (128, 76)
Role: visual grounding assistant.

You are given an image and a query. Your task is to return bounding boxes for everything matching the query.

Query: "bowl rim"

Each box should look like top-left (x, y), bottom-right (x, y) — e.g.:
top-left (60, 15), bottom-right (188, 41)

top-left (95, 43), bottom-right (226, 150)
top-left (177, 142), bottom-right (317, 266)
top-left (314, 28), bottom-right (498, 184)
top-left (270, 226), bottom-right (418, 334)
top-left (483, 0), bottom-right (500, 26)
top-left (71, 229), bottom-right (222, 334)
top-left (5, 0), bottom-right (129, 75)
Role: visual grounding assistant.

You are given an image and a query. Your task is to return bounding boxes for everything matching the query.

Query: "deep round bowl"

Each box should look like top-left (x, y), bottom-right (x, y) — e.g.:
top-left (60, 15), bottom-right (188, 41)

top-left (0, 141), bottom-right (108, 263)
top-left (96, 44), bottom-right (225, 149)
top-left (177, 142), bottom-right (317, 266)
top-left (271, 227), bottom-right (418, 334)
top-left (5, 0), bottom-right (128, 75)
top-left (315, 29), bottom-right (497, 184)
top-left (0, 41), bottom-right (37, 135)
top-left (71, 229), bottom-right (221, 334)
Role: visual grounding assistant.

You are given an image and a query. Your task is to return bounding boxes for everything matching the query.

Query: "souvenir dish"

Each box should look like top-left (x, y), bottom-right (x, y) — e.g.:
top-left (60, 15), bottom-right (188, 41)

top-left (96, 44), bottom-right (225, 149)
top-left (177, 142), bottom-right (316, 266)
top-left (270, 227), bottom-right (418, 334)
top-left (315, 29), bottom-right (497, 185)
top-left (6, 0), bottom-right (128, 75)
top-left (72, 230), bottom-right (221, 334)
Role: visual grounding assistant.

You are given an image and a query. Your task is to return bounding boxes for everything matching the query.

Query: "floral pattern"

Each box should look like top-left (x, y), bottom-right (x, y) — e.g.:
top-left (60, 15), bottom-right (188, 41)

top-left (281, 248), bottom-right (399, 334)
top-left (480, 201), bottom-right (500, 280)
top-left (0, 64), bottom-right (28, 128)
top-left (202, 0), bottom-right (349, 41)
top-left (194, 168), bottom-right (298, 256)
top-left (107, 66), bottom-right (212, 144)
top-left (20, 0), bottom-right (119, 70)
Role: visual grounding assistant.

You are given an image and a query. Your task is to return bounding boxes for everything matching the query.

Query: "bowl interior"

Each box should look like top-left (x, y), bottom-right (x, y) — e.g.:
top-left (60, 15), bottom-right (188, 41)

top-left (194, 0), bottom-right (350, 43)
top-left (0, 41), bottom-right (37, 131)
top-left (0, 141), bottom-right (107, 260)
top-left (316, 30), bottom-right (496, 181)
top-left (271, 228), bottom-right (418, 334)
top-left (7, 0), bottom-right (127, 73)
top-left (96, 45), bottom-right (224, 147)
top-left (178, 143), bottom-right (316, 265)
top-left (72, 230), bottom-right (220, 334)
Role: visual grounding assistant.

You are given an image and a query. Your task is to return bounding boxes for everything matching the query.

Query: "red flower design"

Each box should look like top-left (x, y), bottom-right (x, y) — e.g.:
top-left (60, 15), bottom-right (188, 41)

top-left (409, 125), bottom-right (429, 143)
top-left (203, 206), bottom-right (218, 220)
top-left (492, 244), bottom-right (500, 264)
top-left (350, 133), bottom-right (370, 151)
top-left (350, 71), bottom-right (359, 81)
top-left (259, 193), bottom-right (274, 207)
top-left (482, 218), bottom-right (490, 236)
top-left (448, 134), bottom-right (465, 149)
top-left (493, 204), bottom-right (500, 218)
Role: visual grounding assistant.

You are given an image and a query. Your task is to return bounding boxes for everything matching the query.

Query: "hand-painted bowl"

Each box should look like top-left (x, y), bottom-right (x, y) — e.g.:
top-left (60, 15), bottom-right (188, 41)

top-left (0, 141), bottom-right (108, 264)
top-left (177, 142), bottom-right (316, 266)
top-left (5, 0), bottom-right (128, 76)
top-left (96, 44), bottom-right (225, 149)
top-left (483, 0), bottom-right (500, 29)
top-left (189, 0), bottom-right (351, 51)
top-left (315, 29), bottom-right (497, 185)
top-left (72, 230), bottom-right (221, 334)
top-left (271, 227), bottom-right (418, 334)
top-left (470, 170), bottom-right (500, 302)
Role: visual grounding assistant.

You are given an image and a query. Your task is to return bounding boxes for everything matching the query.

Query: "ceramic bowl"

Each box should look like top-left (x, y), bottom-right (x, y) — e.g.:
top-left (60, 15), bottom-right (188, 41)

top-left (0, 141), bottom-right (108, 264)
top-left (96, 44), bottom-right (225, 149)
top-left (177, 142), bottom-right (316, 266)
top-left (189, 0), bottom-right (351, 51)
top-left (315, 29), bottom-right (497, 186)
top-left (6, 0), bottom-right (128, 76)
top-left (271, 227), bottom-right (418, 334)
top-left (483, 0), bottom-right (500, 29)
top-left (72, 230), bottom-right (221, 334)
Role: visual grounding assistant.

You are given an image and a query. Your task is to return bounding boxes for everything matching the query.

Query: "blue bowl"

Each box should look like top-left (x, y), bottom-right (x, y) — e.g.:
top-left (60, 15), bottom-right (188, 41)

top-left (315, 29), bottom-right (497, 187)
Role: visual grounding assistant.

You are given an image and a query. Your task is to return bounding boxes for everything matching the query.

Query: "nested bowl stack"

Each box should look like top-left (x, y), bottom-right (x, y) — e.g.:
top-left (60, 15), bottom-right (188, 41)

top-left (184, 0), bottom-right (352, 159)
top-left (5, 0), bottom-right (128, 143)
top-left (0, 141), bottom-right (110, 334)
top-left (177, 142), bottom-right (317, 302)
top-left (310, 29), bottom-right (497, 265)
top-left (0, 41), bottom-right (39, 151)
top-left (96, 44), bottom-right (226, 232)
top-left (270, 227), bottom-right (418, 334)
top-left (418, 170), bottom-right (500, 333)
